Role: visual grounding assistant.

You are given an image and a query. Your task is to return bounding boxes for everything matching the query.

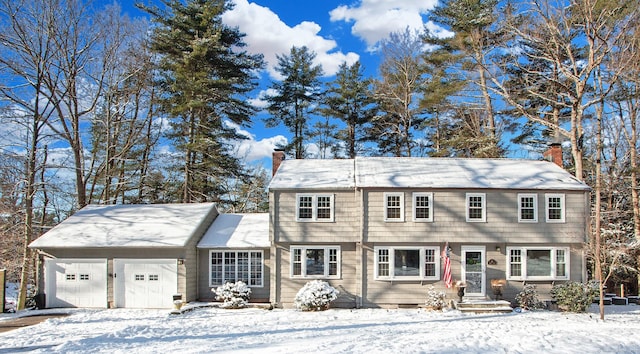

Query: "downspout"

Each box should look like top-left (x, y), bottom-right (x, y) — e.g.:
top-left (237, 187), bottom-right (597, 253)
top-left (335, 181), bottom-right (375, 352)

top-left (358, 187), bottom-right (365, 308)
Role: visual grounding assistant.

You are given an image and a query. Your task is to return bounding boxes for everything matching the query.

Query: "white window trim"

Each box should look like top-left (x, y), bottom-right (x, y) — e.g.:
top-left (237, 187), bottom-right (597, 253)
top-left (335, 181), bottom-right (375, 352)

top-left (208, 250), bottom-right (264, 287)
top-left (290, 245), bottom-right (341, 279)
top-left (545, 193), bottom-right (566, 223)
top-left (384, 192), bottom-right (405, 222)
top-left (506, 246), bottom-right (570, 281)
top-left (518, 193), bottom-right (538, 223)
top-left (412, 192), bottom-right (433, 222)
top-left (296, 194), bottom-right (335, 222)
top-left (374, 246), bottom-right (441, 281)
top-left (466, 193), bottom-right (486, 222)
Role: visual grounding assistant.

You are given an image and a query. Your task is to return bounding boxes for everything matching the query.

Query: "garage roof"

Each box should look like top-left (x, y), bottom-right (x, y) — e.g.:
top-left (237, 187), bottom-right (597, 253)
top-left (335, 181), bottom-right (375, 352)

top-left (197, 213), bottom-right (270, 248)
top-left (29, 203), bottom-right (217, 248)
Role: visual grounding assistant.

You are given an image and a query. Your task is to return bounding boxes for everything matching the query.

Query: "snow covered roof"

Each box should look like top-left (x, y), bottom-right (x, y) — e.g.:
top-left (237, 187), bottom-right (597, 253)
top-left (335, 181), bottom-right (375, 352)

top-left (269, 159), bottom-right (355, 190)
top-left (29, 203), bottom-right (217, 249)
top-left (197, 213), bottom-right (270, 248)
top-left (269, 157), bottom-right (589, 191)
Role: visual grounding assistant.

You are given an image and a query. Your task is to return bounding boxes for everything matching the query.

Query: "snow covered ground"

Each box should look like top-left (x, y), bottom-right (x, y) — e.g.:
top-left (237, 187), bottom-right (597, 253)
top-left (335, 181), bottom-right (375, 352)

top-left (1, 302), bottom-right (639, 353)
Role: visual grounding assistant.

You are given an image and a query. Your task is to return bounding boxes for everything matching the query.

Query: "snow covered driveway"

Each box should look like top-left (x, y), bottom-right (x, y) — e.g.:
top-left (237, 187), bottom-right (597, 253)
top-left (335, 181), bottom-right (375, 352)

top-left (1, 305), bottom-right (639, 353)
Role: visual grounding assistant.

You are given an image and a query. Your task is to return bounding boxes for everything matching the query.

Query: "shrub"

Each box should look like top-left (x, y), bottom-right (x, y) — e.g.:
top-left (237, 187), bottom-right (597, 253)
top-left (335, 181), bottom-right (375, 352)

top-left (294, 280), bottom-right (339, 311)
top-left (515, 284), bottom-right (544, 310)
top-left (424, 285), bottom-right (447, 310)
top-left (550, 281), bottom-right (597, 313)
top-left (214, 281), bottom-right (252, 309)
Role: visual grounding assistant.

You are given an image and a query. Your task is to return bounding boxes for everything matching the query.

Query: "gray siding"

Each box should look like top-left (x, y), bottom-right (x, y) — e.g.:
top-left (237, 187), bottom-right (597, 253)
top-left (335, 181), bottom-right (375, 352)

top-left (196, 248), bottom-right (271, 302)
top-left (272, 190), bottom-right (359, 243)
top-left (273, 242), bottom-right (358, 309)
top-left (364, 189), bottom-right (588, 244)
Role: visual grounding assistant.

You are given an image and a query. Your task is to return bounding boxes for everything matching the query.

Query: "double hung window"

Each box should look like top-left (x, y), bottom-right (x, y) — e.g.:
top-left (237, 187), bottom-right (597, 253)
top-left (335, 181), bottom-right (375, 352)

top-left (296, 194), bottom-right (334, 222)
top-left (545, 194), bottom-right (565, 223)
top-left (412, 192), bottom-right (433, 222)
top-left (384, 193), bottom-right (405, 222)
top-left (466, 193), bottom-right (486, 222)
top-left (518, 194), bottom-right (538, 222)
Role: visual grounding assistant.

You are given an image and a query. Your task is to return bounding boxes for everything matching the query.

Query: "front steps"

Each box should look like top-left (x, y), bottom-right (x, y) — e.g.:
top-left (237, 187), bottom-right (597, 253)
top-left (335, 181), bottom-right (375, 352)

top-left (454, 299), bottom-right (513, 313)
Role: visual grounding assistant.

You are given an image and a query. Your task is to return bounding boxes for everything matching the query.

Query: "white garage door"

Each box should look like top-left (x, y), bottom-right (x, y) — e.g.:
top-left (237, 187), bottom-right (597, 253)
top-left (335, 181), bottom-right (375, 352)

top-left (44, 259), bottom-right (107, 308)
top-left (113, 259), bottom-right (178, 308)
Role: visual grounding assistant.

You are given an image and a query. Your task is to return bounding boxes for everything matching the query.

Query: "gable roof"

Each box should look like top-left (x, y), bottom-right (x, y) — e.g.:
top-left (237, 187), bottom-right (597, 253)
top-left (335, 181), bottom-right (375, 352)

top-left (269, 157), bottom-right (589, 191)
top-left (29, 203), bottom-right (217, 249)
top-left (197, 213), bottom-right (270, 248)
top-left (268, 159), bottom-right (355, 190)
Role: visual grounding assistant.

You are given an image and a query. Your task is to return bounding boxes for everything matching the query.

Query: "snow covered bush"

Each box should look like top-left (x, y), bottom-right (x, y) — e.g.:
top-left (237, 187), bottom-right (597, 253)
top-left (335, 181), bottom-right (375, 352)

top-left (424, 285), bottom-right (447, 310)
top-left (294, 280), bottom-right (339, 311)
top-left (551, 281), bottom-right (597, 313)
top-left (214, 281), bottom-right (251, 309)
top-left (515, 284), bottom-right (543, 310)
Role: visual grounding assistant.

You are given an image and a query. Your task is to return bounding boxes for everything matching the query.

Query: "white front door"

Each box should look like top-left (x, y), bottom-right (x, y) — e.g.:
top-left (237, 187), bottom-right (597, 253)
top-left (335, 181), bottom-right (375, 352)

top-left (113, 259), bottom-right (178, 308)
top-left (461, 246), bottom-right (486, 296)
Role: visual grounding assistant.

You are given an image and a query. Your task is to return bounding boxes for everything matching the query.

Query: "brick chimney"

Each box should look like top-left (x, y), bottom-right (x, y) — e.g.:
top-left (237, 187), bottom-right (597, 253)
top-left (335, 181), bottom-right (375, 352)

top-left (543, 142), bottom-right (563, 167)
top-left (272, 149), bottom-right (286, 176)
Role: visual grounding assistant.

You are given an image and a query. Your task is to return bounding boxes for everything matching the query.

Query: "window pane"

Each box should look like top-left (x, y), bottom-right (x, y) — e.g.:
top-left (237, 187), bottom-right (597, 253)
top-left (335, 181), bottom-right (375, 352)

top-left (378, 249), bottom-right (389, 277)
top-left (510, 249), bottom-right (522, 277)
top-left (556, 250), bottom-right (566, 277)
top-left (317, 196), bottom-right (332, 219)
top-left (424, 249), bottom-right (435, 277)
top-left (526, 250), bottom-right (551, 277)
top-left (238, 252), bottom-right (249, 283)
top-left (386, 195), bottom-right (401, 219)
top-left (468, 196), bottom-right (483, 220)
top-left (415, 195), bottom-right (430, 219)
top-left (306, 249), bottom-right (325, 275)
top-left (520, 196), bottom-right (535, 220)
top-left (548, 197), bottom-right (563, 220)
top-left (250, 251), bottom-right (262, 286)
top-left (292, 249), bottom-right (302, 276)
top-left (225, 252), bottom-right (237, 282)
top-left (211, 252), bottom-right (223, 285)
top-left (328, 248), bottom-right (338, 276)
top-left (394, 249), bottom-right (420, 276)
top-left (298, 196), bottom-right (313, 219)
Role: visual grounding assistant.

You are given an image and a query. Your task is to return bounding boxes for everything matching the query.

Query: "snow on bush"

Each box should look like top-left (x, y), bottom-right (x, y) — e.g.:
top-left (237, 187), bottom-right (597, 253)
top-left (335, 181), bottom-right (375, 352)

top-left (294, 280), bottom-right (339, 311)
top-left (424, 285), bottom-right (447, 310)
top-left (551, 281), bottom-right (597, 313)
top-left (214, 281), bottom-right (251, 309)
top-left (515, 284), bottom-right (544, 310)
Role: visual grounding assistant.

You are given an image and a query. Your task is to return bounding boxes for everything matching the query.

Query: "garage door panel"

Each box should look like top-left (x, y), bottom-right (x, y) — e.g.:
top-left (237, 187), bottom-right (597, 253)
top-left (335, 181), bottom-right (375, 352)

top-left (114, 259), bottom-right (177, 308)
top-left (45, 259), bottom-right (107, 308)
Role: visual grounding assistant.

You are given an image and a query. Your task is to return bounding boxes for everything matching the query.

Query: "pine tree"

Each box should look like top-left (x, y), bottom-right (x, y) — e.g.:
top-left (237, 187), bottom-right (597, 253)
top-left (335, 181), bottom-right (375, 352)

top-left (265, 46), bottom-right (324, 159)
top-left (139, 0), bottom-right (264, 202)
top-left (322, 61), bottom-right (376, 158)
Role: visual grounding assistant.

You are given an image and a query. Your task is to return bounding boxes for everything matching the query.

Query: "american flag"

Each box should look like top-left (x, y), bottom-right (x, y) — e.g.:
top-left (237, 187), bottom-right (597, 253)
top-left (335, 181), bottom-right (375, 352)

top-left (442, 242), bottom-right (452, 288)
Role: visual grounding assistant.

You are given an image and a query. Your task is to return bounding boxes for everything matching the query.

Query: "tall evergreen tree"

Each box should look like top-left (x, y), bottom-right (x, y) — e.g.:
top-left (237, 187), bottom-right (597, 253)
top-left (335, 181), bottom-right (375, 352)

top-left (425, 0), bottom-right (506, 157)
top-left (139, 0), bottom-right (264, 202)
top-left (322, 61), bottom-right (376, 158)
top-left (265, 46), bottom-right (324, 159)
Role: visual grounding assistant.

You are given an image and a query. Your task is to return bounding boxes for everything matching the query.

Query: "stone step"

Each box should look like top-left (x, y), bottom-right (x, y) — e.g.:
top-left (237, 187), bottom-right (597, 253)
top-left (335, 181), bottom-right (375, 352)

top-left (455, 300), bottom-right (513, 313)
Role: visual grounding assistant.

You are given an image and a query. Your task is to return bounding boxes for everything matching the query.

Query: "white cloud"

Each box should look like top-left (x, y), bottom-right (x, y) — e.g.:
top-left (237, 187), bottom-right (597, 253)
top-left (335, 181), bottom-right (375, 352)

top-left (224, 0), bottom-right (359, 79)
top-left (329, 0), bottom-right (439, 51)
top-left (224, 120), bottom-right (288, 162)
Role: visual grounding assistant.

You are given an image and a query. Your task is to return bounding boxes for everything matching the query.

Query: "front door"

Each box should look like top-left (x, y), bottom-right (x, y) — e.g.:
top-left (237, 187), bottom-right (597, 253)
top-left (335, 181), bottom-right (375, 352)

top-left (461, 246), bottom-right (486, 296)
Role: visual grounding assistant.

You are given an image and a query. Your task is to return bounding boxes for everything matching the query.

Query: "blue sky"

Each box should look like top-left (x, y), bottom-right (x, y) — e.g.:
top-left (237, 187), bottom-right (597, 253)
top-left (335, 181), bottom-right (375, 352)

top-left (118, 0), bottom-right (442, 163)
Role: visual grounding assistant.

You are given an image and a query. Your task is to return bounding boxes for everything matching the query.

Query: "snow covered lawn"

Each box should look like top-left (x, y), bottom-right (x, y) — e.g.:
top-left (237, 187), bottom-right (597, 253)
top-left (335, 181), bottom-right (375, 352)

top-left (1, 304), bottom-right (639, 353)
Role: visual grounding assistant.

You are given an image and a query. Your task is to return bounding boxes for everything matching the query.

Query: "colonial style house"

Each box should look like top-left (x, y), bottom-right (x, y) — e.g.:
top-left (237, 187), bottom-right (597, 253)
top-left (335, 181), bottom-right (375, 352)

top-left (267, 148), bottom-right (591, 308)
top-left (29, 147), bottom-right (590, 309)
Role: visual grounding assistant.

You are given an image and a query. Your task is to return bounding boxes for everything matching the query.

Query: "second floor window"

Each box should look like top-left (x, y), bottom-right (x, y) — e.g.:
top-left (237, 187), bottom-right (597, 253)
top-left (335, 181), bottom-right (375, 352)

top-left (384, 192), bottom-right (404, 222)
top-left (466, 193), bottom-right (486, 222)
top-left (545, 194), bottom-right (565, 223)
top-left (413, 192), bottom-right (433, 222)
top-left (296, 194), bottom-right (334, 222)
top-left (518, 194), bottom-right (538, 222)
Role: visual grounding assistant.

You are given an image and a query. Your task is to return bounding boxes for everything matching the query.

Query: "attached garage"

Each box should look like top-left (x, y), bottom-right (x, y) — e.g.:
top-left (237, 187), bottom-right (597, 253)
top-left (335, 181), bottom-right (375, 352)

top-left (114, 259), bottom-right (177, 308)
top-left (44, 259), bottom-right (107, 308)
top-left (29, 203), bottom-right (219, 309)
